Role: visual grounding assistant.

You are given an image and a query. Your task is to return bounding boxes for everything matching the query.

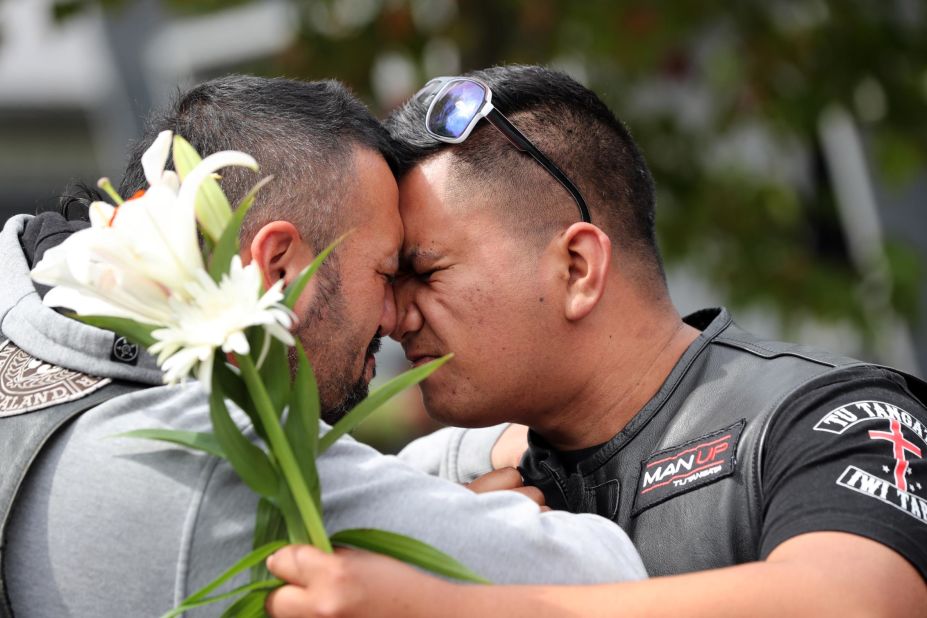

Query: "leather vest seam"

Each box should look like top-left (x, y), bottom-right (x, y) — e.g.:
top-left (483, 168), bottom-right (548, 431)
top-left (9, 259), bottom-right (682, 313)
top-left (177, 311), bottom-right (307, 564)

top-left (713, 337), bottom-right (842, 369)
top-left (586, 479), bottom-right (620, 520)
top-left (539, 460), bottom-right (571, 509)
top-left (580, 314), bottom-right (734, 476)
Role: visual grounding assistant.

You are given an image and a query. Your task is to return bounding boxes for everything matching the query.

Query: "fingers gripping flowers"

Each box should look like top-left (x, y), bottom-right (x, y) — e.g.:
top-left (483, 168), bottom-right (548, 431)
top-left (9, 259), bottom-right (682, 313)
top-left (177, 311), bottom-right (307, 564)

top-left (30, 130), bottom-right (295, 388)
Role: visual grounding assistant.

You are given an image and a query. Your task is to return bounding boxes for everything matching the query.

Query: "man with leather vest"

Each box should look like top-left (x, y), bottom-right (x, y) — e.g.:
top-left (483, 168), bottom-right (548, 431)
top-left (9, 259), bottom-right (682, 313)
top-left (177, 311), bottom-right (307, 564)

top-left (0, 75), bottom-right (648, 618)
top-left (264, 65), bottom-right (927, 617)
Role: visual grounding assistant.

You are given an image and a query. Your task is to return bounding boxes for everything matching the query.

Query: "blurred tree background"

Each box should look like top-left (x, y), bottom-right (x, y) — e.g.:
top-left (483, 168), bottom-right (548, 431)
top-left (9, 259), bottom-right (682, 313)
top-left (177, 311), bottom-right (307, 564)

top-left (85, 0), bottom-right (925, 339)
top-left (3, 0), bottom-right (925, 447)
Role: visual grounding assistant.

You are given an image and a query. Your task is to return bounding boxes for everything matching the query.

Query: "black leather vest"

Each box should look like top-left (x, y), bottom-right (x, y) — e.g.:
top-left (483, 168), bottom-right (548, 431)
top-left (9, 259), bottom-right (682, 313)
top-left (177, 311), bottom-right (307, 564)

top-left (520, 308), bottom-right (927, 576)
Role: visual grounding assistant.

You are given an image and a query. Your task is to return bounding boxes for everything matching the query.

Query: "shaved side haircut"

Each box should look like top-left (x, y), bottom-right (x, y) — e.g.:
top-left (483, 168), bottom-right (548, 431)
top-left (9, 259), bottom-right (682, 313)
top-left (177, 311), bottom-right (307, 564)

top-left (386, 65), bottom-right (665, 286)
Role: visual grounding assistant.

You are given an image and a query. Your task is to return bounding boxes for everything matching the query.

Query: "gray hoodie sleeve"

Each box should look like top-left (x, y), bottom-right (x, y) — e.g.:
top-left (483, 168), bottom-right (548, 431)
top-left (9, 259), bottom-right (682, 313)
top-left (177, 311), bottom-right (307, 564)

top-left (6, 388), bottom-right (643, 618)
top-left (321, 430), bottom-right (648, 584)
top-left (398, 424), bottom-right (510, 483)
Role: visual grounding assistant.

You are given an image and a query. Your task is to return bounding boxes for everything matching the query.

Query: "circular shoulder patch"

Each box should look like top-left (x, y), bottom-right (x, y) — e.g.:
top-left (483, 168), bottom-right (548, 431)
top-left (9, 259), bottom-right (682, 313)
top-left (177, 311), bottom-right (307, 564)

top-left (0, 340), bottom-right (110, 418)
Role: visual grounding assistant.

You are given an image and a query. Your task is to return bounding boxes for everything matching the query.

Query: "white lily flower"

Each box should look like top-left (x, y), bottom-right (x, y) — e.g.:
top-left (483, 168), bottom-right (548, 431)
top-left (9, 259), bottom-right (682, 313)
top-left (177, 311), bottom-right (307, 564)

top-left (32, 211), bottom-right (180, 325)
top-left (31, 132), bottom-right (292, 389)
top-left (149, 256), bottom-right (295, 386)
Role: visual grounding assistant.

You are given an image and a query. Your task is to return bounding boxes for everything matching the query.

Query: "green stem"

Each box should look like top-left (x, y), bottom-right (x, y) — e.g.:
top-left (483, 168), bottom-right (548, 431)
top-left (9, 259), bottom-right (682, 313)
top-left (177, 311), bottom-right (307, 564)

top-left (236, 353), bottom-right (332, 553)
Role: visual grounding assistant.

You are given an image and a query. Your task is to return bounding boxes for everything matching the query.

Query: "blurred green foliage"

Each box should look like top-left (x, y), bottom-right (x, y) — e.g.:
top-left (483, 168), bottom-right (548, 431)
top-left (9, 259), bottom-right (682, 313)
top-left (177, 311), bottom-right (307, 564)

top-left (52, 0), bottom-right (927, 336)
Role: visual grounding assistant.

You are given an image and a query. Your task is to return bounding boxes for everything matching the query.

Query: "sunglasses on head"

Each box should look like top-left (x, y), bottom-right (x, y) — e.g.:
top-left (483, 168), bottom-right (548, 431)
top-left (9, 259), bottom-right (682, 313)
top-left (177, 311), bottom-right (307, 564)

top-left (414, 76), bottom-right (592, 224)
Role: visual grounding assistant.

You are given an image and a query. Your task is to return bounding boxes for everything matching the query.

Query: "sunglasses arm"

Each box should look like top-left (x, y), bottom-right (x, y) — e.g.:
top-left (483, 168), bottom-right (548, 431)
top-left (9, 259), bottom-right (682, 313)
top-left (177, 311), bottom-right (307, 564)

top-left (485, 108), bottom-right (592, 223)
top-left (484, 106), bottom-right (532, 152)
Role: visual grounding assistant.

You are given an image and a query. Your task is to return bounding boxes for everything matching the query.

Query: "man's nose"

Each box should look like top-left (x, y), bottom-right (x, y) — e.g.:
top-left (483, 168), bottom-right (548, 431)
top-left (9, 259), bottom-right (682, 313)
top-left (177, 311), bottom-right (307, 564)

top-left (389, 279), bottom-right (422, 341)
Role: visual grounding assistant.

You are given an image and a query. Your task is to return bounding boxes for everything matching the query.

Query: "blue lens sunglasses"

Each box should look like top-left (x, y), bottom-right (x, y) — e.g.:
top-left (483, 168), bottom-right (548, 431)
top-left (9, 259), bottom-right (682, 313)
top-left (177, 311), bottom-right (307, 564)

top-left (414, 76), bottom-right (592, 224)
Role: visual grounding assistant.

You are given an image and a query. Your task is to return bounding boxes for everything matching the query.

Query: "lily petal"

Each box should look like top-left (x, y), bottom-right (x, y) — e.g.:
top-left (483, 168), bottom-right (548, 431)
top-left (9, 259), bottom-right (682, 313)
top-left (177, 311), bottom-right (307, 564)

top-left (142, 130), bottom-right (174, 187)
top-left (160, 170), bottom-right (180, 192)
top-left (88, 201), bottom-right (116, 228)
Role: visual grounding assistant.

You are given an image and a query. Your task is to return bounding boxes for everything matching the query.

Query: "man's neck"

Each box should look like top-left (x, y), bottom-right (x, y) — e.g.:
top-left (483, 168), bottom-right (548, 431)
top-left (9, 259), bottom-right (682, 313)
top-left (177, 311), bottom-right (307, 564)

top-left (535, 313), bottom-right (700, 451)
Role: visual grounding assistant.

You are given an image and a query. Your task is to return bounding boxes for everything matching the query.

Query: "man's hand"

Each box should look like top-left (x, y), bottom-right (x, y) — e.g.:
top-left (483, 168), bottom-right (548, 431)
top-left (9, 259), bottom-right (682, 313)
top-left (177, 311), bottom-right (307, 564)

top-left (466, 466), bottom-right (548, 510)
top-left (265, 545), bottom-right (448, 618)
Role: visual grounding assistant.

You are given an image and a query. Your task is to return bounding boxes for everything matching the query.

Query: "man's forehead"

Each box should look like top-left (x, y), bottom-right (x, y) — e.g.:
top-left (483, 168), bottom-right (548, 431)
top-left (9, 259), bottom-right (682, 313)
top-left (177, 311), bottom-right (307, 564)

top-left (397, 154), bottom-right (453, 212)
top-left (397, 152), bottom-right (506, 265)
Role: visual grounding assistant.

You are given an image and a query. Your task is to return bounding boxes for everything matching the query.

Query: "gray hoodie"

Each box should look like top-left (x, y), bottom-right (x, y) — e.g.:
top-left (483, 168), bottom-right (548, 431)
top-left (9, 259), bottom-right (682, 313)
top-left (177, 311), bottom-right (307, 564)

top-left (0, 214), bottom-right (645, 618)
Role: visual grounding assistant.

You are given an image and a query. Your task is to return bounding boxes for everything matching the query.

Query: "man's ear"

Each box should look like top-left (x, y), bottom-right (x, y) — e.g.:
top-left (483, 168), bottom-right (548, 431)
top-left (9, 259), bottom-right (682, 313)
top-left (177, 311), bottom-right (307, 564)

top-left (557, 223), bottom-right (612, 321)
top-left (245, 221), bottom-right (315, 290)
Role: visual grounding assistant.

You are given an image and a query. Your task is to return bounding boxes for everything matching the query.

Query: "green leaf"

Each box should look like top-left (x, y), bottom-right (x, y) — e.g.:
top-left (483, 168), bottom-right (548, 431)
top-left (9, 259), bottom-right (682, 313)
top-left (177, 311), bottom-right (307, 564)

top-left (220, 589), bottom-right (271, 618)
top-left (320, 355), bottom-right (453, 453)
top-left (171, 134), bottom-right (202, 181)
top-left (214, 358), bottom-right (267, 443)
top-left (163, 578), bottom-right (280, 617)
top-left (275, 476), bottom-right (310, 544)
top-left (196, 179), bottom-right (233, 242)
top-left (71, 315), bottom-right (157, 348)
top-left (236, 174), bottom-right (275, 213)
top-left (236, 353), bottom-right (331, 552)
top-left (282, 233), bottom-right (348, 310)
top-left (160, 541), bottom-right (286, 618)
top-left (245, 325), bottom-right (263, 362)
top-left (258, 336), bottom-right (291, 415)
top-left (209, 374), bottom-right (278, 498)
top-left (252, 498), bottom-right (287, 581)
top-left (288, 340), bottom-right (320, 457)
top-left (332, 528), bottom-right (490, 584)
top-left (112, 428), bottom-right (225, 459)
top-left (172, 135), bottom-right (233, 242)
top-left (285, 340), bottom-right (321, 509)
top-left (208, 175), bottom-right (273, 282)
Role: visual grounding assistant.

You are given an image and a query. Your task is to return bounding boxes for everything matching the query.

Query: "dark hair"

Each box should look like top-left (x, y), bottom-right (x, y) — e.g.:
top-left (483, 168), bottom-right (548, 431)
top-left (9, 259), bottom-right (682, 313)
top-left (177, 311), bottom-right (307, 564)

top-left (54, 182), bottom-right (102, 221)
top-left (385, 65), bottom-right (664, 283)
top-left (119, 75), bottom-right (396, 250)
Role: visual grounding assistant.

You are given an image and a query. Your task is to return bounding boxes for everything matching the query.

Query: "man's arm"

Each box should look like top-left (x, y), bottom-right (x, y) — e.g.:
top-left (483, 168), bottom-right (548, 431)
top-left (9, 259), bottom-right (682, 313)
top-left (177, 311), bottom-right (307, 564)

top-left (513, 532), bottom-right (927, 618)
top-left (318, 430), bottom-right (646, 584)
top-left (266, 531), bottom-right (927, 618)
top-left (397, 423), bottom-right (512, 482)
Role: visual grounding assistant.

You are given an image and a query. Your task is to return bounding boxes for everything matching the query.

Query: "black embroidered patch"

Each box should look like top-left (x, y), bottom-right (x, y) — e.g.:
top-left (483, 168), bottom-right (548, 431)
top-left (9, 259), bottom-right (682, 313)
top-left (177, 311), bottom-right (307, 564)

top-left (0, 340), bottom-right (110, 417)
top-left (632, 419), bottom-right (746, 515)
top-left (111, 335), bottom-right (139, 365)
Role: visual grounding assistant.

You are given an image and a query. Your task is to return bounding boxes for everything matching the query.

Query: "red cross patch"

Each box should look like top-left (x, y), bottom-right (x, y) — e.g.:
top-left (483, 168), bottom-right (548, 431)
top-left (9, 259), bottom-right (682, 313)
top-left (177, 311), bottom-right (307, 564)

top-left (816, 400), bottom-right (927, 525)
top-left (868, 419), bottom-right (922, 492)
